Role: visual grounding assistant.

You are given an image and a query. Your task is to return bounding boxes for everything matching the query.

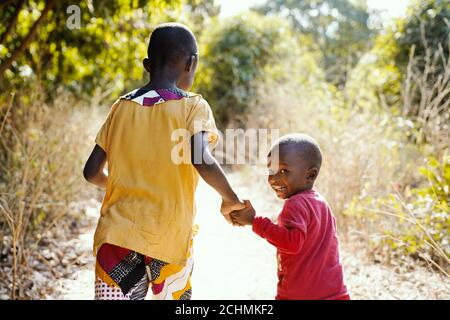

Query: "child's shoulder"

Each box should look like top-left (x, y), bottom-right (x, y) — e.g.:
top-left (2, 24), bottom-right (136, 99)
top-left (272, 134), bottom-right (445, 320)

top-left (281, 190), bottom-right (330, 221)
top-left (284, 189), bottom-right (327, 210)
top-left (117, 87), bottom-right (207, 107)
top-left (181, 91), bottom-right (213, 112)
top-left (184, 91), bottom-right (210, 105)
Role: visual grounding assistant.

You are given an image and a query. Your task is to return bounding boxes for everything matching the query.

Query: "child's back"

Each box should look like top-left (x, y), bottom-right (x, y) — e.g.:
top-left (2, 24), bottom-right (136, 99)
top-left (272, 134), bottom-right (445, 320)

top-left (94, 88), bottom-right (217, 265)
top-left (83, 23), bottom-right (245, 300)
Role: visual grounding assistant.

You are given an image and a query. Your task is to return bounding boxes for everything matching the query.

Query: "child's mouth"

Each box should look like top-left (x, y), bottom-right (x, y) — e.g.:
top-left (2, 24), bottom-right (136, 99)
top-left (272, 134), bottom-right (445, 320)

top-left (272, 185), bottom-right (287, 192)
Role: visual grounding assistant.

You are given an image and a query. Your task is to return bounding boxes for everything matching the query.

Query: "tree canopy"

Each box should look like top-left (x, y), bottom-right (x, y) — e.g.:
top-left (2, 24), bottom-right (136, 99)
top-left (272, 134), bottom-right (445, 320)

top-left (0, 0), bottom-right (181, 99)
top-left (195, 12), bottom-right (322, 127)
top-left (254, 0), bottom-right (376, 86)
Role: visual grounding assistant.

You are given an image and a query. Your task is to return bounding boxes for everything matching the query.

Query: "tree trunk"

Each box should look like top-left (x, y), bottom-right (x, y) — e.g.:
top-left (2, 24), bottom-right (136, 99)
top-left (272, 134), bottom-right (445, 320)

top-left (0, 0), bottom-right (26, 45)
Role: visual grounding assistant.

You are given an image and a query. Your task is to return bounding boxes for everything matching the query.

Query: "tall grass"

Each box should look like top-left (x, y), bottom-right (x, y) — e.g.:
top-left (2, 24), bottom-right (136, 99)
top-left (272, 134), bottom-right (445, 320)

top-left (245, 80), bottom-right (419, 222)
top-left (0, 89), bottom-right (102, 299)
top-left (402, 23), bottom-right (450, 157)
top-left (243, 38), bottom-right (449, 275)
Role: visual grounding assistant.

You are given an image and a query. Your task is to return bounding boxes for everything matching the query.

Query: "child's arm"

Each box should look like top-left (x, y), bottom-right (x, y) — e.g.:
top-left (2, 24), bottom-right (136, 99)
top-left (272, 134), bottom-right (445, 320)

top-left (191, 131), bottom-right (245, 223)
top-left (231, 200), bottom-right (305, 254)
top-left (83, 145), bottom-right (108, 188)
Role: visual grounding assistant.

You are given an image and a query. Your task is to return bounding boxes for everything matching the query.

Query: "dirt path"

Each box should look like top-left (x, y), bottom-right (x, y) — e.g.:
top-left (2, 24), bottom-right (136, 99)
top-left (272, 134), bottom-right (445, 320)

top-left (52, 172), bottom-right (450, 300)
top-left (53, 172), bottom-right (277, 299)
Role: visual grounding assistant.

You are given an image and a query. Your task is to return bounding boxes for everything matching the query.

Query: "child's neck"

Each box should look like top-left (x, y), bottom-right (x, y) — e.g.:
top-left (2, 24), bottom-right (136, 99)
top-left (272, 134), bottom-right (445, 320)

top-left (143, 81), bottom-right (177, 91)
top-left (143, 72), bottom-right (179, 91)
top-left (289, 186), bottom-right (314, 198)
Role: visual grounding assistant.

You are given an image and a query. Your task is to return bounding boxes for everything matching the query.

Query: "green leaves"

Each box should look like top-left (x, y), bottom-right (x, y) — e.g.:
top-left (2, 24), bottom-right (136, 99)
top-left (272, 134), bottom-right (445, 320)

top-left (254, 0), bottom-right (376, 86)
top-left (397, 0), bottom-right (450, 73)
top-left (0, 0), bottom-right (182, 100)
top-left (196, 12), bottom-right (315, 127)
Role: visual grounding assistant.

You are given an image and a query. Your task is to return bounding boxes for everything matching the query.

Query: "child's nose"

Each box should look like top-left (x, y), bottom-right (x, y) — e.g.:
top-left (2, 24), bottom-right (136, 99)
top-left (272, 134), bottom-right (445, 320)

top-left (268, 174), bottom-right (278, 184)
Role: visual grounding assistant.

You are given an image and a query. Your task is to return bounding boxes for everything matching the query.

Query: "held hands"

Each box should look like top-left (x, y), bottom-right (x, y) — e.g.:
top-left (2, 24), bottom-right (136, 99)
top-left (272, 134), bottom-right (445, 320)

top-left (221, 198), bottom-right (246, 225)
top-left (230, 200), bottom-right (255, 227)
top-left (221, 198), bottom-right (256, 227)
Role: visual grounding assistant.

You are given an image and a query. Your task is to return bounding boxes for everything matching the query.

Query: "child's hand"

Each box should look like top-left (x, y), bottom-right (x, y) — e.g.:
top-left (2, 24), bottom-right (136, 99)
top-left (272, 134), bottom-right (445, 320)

top-left (221, 198), bottom-right (245, 225)
top-left (230, 200), bottom-right (255, 226)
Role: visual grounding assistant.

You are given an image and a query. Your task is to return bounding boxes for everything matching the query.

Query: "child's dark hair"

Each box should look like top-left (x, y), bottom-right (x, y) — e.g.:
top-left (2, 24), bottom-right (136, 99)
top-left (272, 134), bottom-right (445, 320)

top-left (274, 133), bottom-right (322, 170)
top-left (147, 23), bottom-right (198, 70)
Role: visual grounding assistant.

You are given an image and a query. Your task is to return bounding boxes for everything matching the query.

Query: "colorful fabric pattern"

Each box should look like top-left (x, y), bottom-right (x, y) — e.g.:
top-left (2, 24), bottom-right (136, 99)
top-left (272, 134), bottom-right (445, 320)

top-left (95, 241), bottom-right (194, 300)
top-left (122, 87), bottom-right (189, 107)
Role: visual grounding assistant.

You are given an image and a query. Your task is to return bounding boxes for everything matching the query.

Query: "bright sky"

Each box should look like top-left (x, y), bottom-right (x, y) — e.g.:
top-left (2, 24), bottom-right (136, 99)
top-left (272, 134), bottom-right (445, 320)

top-left (217, 0), bottom-right (410, 20)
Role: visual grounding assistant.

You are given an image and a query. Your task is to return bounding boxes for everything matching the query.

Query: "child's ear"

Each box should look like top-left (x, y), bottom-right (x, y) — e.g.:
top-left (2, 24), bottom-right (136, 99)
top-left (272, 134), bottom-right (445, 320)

top-left (306, 167), bottom-right (318, 182)
top-left (185, 54), bottom-right (197, 72)
top-left (143, 58), bottom-right (151, 73)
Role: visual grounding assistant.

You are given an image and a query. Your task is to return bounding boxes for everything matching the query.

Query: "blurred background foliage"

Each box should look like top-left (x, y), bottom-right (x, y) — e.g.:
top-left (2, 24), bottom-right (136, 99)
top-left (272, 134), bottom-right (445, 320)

top-left (194, 12), bottom-right (323, 126)
top-left (0, 0), bottom-right (449, 298)
top-left (254, 0), bottom-right (377, 86)
top-left (0, 0), bottom-right (182, 100)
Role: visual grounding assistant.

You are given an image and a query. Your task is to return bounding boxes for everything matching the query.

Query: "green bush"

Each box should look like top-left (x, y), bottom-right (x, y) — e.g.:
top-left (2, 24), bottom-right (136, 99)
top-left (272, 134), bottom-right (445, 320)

top-left (0, 0), bottom-right (181, 100)
top-left (254, 0), bottom-right (376, 86)
top-left (395, 0), bottom-right (450, 77)
top-left (195, 12), bottom-right (320, 128)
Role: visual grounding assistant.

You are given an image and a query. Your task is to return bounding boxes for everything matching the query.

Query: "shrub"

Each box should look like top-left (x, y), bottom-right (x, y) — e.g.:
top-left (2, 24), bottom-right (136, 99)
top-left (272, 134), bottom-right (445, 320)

top-left (195, 12), bottom-right (320, 128)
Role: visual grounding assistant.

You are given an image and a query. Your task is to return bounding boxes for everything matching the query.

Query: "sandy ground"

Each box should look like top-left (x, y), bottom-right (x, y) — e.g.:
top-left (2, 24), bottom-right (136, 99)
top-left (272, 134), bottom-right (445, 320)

top-left (52, 172), bottom-right (450, 300)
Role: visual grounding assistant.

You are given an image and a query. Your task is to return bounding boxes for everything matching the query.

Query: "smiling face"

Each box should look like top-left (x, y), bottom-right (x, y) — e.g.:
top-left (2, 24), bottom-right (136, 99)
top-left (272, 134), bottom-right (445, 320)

top-left (267, 144), bottom-right (319, 199)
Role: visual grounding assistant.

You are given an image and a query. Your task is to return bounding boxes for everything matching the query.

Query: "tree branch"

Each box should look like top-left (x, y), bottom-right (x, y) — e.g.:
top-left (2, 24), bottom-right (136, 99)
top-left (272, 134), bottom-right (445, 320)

top-left (0, 0), bottom-right (26, 45)
top-left (0, 0), bottom-right (55, 78)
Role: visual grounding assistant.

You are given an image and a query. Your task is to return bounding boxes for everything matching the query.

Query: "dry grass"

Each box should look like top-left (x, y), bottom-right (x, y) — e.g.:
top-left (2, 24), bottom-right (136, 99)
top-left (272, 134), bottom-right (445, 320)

top-left (402, 21), bottom-right (450, 156)
top-left (245, 80), bottom-right (420, 226)
top-left (0, 90), bottom-right (104, 299)
top-left (0, 32), bottom-right (448, 300)
top-left (241, 36), bottom-right (449, 279)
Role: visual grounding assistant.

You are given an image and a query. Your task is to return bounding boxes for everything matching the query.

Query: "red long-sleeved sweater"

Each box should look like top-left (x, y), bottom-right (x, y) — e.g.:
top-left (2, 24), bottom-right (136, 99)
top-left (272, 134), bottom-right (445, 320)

top-left (252, 189), bottom-right (349, 300)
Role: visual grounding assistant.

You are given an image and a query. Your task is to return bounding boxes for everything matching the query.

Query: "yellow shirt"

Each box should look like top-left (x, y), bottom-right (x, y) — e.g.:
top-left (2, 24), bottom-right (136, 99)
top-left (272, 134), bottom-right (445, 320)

top-left (93, 88), bottom-right (218, 265)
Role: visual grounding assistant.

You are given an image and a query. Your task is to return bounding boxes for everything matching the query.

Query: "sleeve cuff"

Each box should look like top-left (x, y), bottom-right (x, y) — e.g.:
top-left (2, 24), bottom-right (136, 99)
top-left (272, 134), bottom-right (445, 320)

top-left (95, 137), bottom-right (107, 152)
top-left (190, 127), bottom-right (220, 150)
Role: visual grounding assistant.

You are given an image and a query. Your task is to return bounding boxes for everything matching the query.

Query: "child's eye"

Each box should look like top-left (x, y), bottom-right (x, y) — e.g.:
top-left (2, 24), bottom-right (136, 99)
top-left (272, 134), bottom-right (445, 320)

top-left (280, 169), bottom-right (287, 174)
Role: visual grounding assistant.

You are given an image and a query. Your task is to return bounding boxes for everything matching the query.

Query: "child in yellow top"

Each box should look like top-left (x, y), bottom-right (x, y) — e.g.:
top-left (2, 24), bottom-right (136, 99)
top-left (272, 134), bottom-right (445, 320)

top-left (83, 23), bottom-right (245, 300)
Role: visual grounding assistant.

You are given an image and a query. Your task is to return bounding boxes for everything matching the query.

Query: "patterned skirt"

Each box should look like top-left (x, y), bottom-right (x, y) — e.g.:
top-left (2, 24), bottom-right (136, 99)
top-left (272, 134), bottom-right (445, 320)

top-left (94, 241), bottom-right (194, 300)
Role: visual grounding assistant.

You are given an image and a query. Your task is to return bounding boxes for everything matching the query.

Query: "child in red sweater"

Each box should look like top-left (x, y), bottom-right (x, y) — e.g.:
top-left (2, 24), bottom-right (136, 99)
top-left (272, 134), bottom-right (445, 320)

top-left (231, 133), bottom-right (350, 300)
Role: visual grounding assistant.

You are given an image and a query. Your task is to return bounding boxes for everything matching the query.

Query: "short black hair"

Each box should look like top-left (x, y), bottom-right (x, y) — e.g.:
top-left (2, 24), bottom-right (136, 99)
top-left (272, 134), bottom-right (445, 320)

top-left (147, 23), bottom-right (198, 69)
top-left (272, 133), bottom-right (322, 169)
